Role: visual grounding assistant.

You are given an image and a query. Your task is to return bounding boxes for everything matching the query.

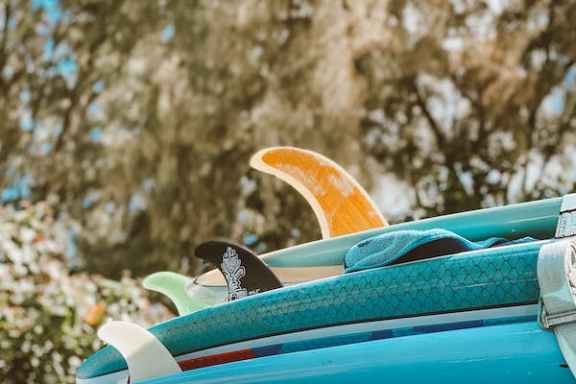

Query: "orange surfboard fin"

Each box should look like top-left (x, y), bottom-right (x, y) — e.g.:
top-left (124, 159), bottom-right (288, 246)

top-left (250, 147), bottom-right (388, 238)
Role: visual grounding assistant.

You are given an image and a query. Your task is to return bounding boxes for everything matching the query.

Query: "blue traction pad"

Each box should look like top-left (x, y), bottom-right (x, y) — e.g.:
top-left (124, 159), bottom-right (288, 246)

top-left (345, 228), bottom-right (535, 272)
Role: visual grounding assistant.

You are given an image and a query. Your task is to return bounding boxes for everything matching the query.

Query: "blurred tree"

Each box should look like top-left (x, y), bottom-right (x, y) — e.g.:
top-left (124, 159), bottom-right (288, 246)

top-left (358, 0), bottom-right (576, 217)
top-left (1, 0), bottom-right (575, 278)
top-left (0, 201), bottom-right (171, 383)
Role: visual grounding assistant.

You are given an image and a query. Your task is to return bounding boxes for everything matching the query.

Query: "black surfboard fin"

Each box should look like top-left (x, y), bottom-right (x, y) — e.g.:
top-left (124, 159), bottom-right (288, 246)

top-left (195, 240), bottom-right (283, 301)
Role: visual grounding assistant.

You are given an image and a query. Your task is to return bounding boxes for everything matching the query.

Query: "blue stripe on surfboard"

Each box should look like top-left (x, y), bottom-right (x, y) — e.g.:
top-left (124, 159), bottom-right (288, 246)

top-left (273, 315), bottom-right (536, 356)
top-left (252, 344), bottom-right (282, 357)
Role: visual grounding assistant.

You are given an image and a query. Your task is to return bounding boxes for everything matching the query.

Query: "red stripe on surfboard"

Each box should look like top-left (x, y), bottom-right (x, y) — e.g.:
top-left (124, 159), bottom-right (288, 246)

top-left (125, 349), bottom-right (256, 382)
top-left (178, 349), bottom-right (257, 371)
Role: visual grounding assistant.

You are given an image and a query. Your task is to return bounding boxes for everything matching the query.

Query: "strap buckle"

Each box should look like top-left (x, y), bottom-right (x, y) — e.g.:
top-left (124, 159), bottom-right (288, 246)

top-left (556, 194), bottom-right (576, 238)
top-left (539, 301), bottom-right (576, 329)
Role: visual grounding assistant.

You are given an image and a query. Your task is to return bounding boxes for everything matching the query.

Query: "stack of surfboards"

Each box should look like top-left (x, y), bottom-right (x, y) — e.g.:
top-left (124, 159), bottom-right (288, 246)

top-left (76, 147), bottom-right (576, 384)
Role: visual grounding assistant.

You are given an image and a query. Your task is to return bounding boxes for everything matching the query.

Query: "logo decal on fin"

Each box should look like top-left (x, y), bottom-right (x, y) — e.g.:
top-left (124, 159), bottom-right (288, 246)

top-left (221, 246), bottom-right (248, 301)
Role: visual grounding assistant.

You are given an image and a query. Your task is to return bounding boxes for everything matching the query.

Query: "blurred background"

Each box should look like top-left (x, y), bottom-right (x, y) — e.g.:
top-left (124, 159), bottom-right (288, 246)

top-left (0, 0), bottom-right (575, 382)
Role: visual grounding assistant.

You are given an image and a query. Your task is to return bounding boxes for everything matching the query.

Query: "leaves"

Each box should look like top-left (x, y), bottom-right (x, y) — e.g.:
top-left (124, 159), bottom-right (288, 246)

top-left (0, 202), bottom-right (171, 383)
top-left (1, 0), bottom-right (575, 292)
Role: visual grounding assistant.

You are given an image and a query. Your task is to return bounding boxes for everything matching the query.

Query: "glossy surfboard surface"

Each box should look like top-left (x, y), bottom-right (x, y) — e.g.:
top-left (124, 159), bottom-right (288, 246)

top-left (137, 321), bottom-right (573, 384)
top-left (80, 318), bottom-right (574, 384)
top-left (77, 239), bottom-right (546, 379)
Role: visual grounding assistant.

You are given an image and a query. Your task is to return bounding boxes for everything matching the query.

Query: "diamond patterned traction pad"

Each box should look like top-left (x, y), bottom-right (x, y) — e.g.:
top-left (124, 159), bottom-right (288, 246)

top-left (77, 240), bottom-right (545, 379)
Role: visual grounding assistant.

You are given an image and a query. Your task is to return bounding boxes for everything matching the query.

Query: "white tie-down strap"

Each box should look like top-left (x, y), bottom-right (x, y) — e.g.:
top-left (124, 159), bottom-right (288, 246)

top-left (556, 194), bottom-right (576, 238)
top-left (538, 240), bottom-right (576, 377)
top-left (98, 321), bottom-right (181, 383)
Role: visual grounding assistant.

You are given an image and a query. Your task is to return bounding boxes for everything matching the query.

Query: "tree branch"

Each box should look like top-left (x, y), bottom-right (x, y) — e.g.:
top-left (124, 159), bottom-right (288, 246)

top-left (412, 80), bottom-right (447, 148)
top-left (0, 1), bottom-right (11, 73)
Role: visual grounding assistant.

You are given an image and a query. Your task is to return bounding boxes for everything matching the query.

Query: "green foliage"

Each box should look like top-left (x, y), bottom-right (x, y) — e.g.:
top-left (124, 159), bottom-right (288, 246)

top-left (0, 0), bottom-right (575, 289)
top-left (0, 202), bottom-right (171, 383)
top-left (358, 0), bottom-right (576, 217)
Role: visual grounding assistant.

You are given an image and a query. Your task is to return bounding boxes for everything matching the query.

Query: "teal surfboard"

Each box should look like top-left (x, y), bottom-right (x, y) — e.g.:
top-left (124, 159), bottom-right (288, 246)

top-left (78, 239), bottom-right (547, 380)
top-left (134, 321), bottom-right (573, 384)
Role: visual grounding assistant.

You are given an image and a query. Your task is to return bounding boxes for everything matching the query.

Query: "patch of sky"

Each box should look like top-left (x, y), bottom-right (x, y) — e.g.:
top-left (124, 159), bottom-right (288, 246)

top-left (542, 86), bottom-right (565, 117)
top-left (402, 2), bottom-right (421, 37)
top-left (238, 210), bottom-right (251, 223)
top-left (105, 201), bottom-right (115, 213)
top-left (37, 142), bottom-right (52, 155)
top-left (530, 50), bottom-right (546, 69)
top-left (455, 163), bottom-right (474, 195)
top-left (565, 66), bottom-right (576, 88)
top-left (82, 191), bottom-right (102, 209)
top-left (4, 16), bottom-right (18, 29)
top-left (32, 0), bottom-right (62, 24)
top-left (19, 89), bottom-right (31, 103)
top-left (243, 233), bottom-right (258, 246)
top-left (162, 24), bottom-right (175, 42)
top-left (442, 36), bottom-right (464, 52)
top-left (38, 16), bottom-right (78, 86)
top-left (93, 80), bottom-right (105, 93)
top-left (52, 128), bottom-right (63, 143)
top-left (1, 176), bottom-right (31, 202)
top-left (375, 174), bottom-right (411, 219)
top-left (129, 193), bottom-right (146, 212)
top-left (486, 169), bottom-right (501, 185)
top-left (89, 128), bottom-right (103, 142)
top-left (2, 62), bottom-right (14, 78)
top-left (66, 230), bottom-right (78, 261)
top-left (20, 113), bottom-right (34, 132)
top-left (57, 57), bottom-right (78, 86)
top-left (466, 6), bottom-right (496, 39)
top-left (240, 176), bottom-right (257, 195)
top-left (58, 57), bottom-right (77, 72)
top-left (143, 178), bottom-right (155, 192)
top-left (485, 0), bottom-right (509, 15)
top-left (42, 39), bottom-right (55, 61)
top-left (88, 102), bottom-right (101, 114)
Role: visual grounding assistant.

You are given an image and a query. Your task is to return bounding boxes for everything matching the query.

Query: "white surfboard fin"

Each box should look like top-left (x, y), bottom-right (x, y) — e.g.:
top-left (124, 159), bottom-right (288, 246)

top-left (97, 321), bottom-right (181, 382)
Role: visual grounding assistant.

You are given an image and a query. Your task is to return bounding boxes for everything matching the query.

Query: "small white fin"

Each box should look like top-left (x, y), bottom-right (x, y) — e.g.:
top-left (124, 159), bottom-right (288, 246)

top-left (97, 321), bottom-right (181, 382)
